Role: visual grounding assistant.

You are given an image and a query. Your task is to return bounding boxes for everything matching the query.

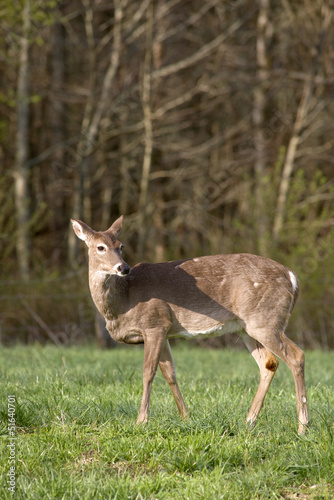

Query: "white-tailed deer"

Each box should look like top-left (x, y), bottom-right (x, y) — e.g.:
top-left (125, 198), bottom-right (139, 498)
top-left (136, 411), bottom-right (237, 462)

top-left (71, 216), bottom-right (310, 434)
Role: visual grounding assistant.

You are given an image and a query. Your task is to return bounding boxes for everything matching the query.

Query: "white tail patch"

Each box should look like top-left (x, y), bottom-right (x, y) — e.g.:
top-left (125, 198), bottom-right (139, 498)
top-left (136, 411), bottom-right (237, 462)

top-left (289, 271), bottom-right (297, 293)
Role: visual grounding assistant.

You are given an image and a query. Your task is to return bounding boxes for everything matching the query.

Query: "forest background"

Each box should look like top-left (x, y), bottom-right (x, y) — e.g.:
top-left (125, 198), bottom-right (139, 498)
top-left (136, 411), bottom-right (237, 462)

top-left (0, 0), bottom-right (334, 348)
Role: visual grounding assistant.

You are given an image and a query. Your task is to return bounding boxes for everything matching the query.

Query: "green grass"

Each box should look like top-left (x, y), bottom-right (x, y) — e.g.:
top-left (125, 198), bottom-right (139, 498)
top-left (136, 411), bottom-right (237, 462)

top-left (1, 344), bottom-right (333, 499)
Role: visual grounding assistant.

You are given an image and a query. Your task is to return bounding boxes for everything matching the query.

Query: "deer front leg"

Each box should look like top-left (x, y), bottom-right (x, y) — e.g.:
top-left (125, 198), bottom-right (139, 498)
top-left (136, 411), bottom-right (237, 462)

top-left (159, 340), bottom-right (188, 419)
top-left (136, 332), bottom-right (167, 424)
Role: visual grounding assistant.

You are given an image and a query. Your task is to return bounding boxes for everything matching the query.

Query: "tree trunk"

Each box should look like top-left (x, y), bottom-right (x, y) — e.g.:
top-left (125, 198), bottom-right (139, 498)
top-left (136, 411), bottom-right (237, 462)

top-left (138, 2), bottom-right (154, 259)
top-left (252, 0), bottom-right (271, 256)
top-left (119, 110), bottom-right (131, 217)
top-left (50, 19), bottom-right (66, 232)
top-left (272, 78), bottom-right (313, 242)
top-left (14, 0), bottom-right (31, 280)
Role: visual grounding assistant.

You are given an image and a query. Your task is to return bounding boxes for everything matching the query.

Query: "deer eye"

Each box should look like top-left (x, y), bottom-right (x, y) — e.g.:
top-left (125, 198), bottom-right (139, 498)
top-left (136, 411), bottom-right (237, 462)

top-left (97, 244), bottom-right (107, 254)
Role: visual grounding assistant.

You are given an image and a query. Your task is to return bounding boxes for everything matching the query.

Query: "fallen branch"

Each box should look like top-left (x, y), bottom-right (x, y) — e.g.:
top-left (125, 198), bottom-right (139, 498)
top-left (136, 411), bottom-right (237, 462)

top-left (20, 297), bottom-right (62, 346)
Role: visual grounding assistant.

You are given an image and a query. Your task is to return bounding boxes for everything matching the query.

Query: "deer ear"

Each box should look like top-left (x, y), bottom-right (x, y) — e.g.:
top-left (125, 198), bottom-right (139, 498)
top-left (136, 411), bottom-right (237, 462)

top-left (71, 219), bottom-right (94, 244)
top-left (107, 215), bottom-right (124, 237)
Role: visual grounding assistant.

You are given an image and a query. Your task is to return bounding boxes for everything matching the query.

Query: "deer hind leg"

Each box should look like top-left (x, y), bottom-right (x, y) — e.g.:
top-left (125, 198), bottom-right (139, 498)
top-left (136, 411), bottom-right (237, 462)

top-left (159, 340), bottom-right (188, 419)
top-left (240, 333), bottom-right (279, 427)
top-left (247, 328), bottom-right (310, 434)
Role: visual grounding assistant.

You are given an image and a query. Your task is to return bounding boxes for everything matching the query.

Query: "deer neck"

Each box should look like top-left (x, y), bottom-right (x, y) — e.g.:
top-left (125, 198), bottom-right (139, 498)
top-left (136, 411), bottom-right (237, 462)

top-left (88, 268), bottom-right (127, 319)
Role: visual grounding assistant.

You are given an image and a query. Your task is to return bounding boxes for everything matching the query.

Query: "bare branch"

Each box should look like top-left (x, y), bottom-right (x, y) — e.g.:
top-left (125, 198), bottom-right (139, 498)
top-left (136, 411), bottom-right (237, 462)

top-left (152, 14), bottom-right (250, 80)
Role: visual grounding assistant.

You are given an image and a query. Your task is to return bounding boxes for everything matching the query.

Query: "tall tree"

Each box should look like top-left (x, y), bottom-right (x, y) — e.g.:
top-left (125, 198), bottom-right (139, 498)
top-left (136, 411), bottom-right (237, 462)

top-left (138, 1), bottom-right (154, 259)
top-left (253, 0), bottom-right (271, 255)
top-left (272, 3), bottom-right (333, 242)
top-left (14, 0), bottom-right (31, 280)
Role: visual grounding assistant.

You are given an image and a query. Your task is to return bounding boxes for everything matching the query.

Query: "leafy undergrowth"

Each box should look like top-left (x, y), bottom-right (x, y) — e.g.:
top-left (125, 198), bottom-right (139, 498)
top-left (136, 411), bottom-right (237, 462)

top-left (1, 344), bottom-right (333, 499)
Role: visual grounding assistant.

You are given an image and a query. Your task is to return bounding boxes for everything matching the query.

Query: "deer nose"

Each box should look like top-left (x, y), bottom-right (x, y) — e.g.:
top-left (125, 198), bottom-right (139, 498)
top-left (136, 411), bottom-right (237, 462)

top-left (116, 263), bottom-right (130, 276)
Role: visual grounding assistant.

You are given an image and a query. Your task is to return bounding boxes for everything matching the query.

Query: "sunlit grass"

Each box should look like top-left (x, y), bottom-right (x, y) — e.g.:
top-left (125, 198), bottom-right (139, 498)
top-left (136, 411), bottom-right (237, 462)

top-left (1, 344), bottom-right (333, 499)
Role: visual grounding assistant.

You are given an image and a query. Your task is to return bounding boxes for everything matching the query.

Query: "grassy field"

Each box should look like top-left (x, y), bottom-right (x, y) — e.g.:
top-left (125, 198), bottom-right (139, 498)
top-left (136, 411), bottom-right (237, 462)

top-left (1, 344), bottom-right (333, 499)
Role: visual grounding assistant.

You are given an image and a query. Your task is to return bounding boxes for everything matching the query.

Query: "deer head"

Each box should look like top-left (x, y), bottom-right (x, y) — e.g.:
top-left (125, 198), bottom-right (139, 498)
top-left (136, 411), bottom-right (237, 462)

top-left (71, 216), bottom-right (130, 277)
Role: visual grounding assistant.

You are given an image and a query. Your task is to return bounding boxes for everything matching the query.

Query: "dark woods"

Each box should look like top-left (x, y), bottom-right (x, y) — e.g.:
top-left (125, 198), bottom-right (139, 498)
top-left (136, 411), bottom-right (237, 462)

top-left (1, 1), bottom-right (333, 347)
